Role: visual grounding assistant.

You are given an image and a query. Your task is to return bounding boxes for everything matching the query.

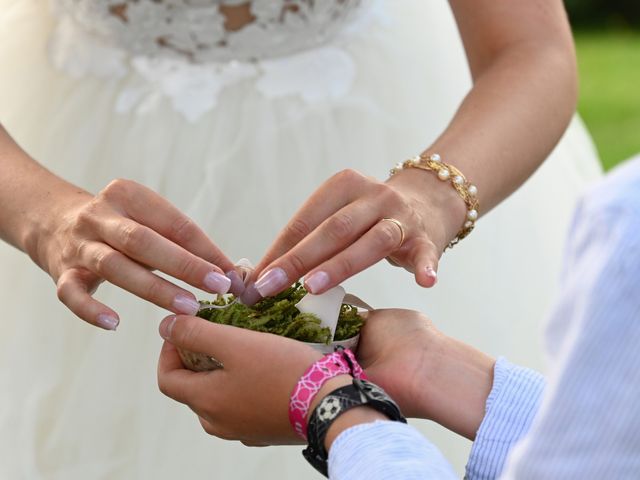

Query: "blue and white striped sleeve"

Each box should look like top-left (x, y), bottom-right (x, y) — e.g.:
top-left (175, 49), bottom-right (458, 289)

top-left (498, 158), bottom-right (640, 479)
top-left (465, 358), bottom-right (545, 480)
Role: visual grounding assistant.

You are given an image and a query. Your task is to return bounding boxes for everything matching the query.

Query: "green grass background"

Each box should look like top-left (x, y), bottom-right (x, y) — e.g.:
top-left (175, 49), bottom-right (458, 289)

top-left (575, 31), bottom-right (640, 170)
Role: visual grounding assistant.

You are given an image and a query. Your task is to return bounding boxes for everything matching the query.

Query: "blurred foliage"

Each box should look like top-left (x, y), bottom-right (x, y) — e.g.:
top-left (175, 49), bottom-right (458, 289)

top-left (565, 0), bottom-right (640, 30)
top-left (575, 31), bottom-right (640, 170)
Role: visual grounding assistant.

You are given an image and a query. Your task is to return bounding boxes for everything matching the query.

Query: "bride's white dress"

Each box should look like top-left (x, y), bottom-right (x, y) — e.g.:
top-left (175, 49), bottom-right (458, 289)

top-left (0, 1), bottom-right (601, 478)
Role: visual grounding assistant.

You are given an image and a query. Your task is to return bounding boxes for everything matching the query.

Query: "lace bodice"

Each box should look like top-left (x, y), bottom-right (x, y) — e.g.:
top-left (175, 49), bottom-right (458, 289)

top-left (52, 0), bottom-right (365, 63)
top-left (48, 0), bottom-right (384, 121)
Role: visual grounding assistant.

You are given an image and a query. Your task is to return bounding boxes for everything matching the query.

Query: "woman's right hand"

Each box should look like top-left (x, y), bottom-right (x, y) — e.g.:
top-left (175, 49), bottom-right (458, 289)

top-left (33, 179), bottom-right (237, 330)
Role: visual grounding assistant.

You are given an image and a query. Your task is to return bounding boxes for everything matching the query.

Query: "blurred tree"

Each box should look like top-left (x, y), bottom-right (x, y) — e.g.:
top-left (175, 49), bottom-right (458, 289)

top-left (565, 0), bottom-right (640, 29)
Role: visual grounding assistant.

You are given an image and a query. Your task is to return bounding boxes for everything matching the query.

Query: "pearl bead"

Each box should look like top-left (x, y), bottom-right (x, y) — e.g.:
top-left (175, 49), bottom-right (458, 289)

top-left (468, 184), bottom-right (478, 196)
top-left (437, 168), bottom-right (450, 181)
top-left (464, 221), bottom-right (473, 229)
top-left (430, 153), bottom-right (441, 163)
top-left (412, 155), bottom-right (421, 162)
top-left (453, 175), bottom-right (464, 185)
top-left (467, 209), bottom-right (478, 221)
top-left (395, 162), bottom-right (404, 171)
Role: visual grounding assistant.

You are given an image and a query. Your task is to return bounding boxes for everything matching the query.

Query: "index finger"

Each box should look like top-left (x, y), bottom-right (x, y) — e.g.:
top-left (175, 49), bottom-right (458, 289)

top-left (252, 169), bottom-right (372, 278)
top-left (108, 179), bottom-right (235, 273)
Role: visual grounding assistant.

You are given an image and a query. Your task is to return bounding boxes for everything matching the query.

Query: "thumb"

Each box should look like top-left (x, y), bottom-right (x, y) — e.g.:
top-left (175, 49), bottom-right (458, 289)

top-left (159, 315), bottom-right (241, 358)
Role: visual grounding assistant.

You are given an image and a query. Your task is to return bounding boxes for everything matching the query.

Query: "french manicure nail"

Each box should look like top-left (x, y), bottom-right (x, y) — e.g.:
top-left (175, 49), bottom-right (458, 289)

top-left (425, 267), bottom-right (438, 285)
top-left (240, 282), bottom-right (262, 306)
top-left (173, 294), bottom-right (200, 315)
top-left (254, 268), bottom-right (288, 297)
top-left (304, 271), bottom-right (330, 294)
top-left (204, 271), bottom-right (231, 294)
top-left (97, 313), bottom-right (119, 331)
top-left (160, 315), bottom-right (177, 339)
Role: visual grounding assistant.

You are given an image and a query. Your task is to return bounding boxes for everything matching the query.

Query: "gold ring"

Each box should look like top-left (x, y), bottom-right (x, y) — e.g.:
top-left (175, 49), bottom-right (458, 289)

top-left (381, 217), bottom-right (405, 248)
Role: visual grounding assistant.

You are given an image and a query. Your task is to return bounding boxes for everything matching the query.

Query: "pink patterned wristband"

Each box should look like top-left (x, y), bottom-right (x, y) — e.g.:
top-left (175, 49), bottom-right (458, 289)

top-left (289, 348), bottom-right (367, 440)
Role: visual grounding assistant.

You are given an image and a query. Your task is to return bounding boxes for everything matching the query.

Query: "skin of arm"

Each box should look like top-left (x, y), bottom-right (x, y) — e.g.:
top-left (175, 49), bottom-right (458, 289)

top-left (0, 125), bottom-right (84, 258)
top-left (326, 309), bottom-right (495, 442)
top-left (388, 0), bottom-right (578, 237)
top-left (312, 308), bottom-right (497, 454)
top-left (391, 0), bottom-right (578, 217)
top-left (315, 329), bottom-right (495, 454)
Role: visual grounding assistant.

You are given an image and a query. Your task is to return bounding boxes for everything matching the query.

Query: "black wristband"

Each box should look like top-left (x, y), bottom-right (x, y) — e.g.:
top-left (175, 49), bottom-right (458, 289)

top-left (302, 377), bottom-right (406, 477)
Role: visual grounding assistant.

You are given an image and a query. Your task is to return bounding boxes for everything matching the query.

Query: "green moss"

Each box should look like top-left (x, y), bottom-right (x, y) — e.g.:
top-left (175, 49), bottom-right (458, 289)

top-left (197, 282), bottom-right (364, 344)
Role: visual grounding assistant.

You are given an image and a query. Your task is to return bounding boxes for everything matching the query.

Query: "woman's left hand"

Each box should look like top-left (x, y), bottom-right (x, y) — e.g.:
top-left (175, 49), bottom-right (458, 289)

top-left (157, 314), bottom-right (321, 446)
top-left (244, 168), bottom-right (465, 303)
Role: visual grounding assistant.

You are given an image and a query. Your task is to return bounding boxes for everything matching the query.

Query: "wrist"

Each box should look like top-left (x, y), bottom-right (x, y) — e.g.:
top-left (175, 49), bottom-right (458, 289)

top-left (290, 349), bottom-right (367, 440)
top-left (303, 377), bottom-right (406, 475)
top-left (21, 178), bottom-right (91, 272)
top-left (309, 376), bottom-right (389, 451)
top-left (309, 374), bottom-right (353, 413)
top-left (419, 333), bottom-right (495, 439)
top-left (386, 167), bottom-right (466, 253)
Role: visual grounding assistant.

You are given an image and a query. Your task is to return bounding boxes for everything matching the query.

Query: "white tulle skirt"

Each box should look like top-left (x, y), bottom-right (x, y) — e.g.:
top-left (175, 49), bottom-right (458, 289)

top-left (0, 1), bottom-right (601, 478)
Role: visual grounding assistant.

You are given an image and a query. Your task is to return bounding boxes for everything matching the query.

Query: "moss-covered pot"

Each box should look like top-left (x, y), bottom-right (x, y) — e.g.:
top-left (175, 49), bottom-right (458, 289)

top-left (178, 334), bottom-right (360, 372)
top-left (177, 283), bottom-right (364, 372)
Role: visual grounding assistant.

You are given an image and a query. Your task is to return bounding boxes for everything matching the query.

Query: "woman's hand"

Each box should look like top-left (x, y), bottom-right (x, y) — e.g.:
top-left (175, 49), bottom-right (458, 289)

top-left (358, 309), bottom-right (495, 440)
top-left (243, 169), bottom-right (465, 304)
top-left (34, 179), bottom-right (237, 330)
top-left (157, 314), bottom-right (322, 446)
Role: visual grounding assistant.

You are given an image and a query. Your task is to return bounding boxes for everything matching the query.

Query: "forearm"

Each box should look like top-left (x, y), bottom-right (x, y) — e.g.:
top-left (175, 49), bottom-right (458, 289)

top-left (428, 41), bottom-right (577, 213)
top-left (388, 1), bottom-right (577, 248)
top-left (0, 124), bottom-right (89, 266)
top-left (356, 310), bottom-right (495, 439)
top-left (419, 333), bottom-right (496, 440)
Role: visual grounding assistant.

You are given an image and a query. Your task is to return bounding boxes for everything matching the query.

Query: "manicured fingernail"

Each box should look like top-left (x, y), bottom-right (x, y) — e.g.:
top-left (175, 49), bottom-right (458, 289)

top-left (226, 270), bottom-right (246, 296)
top-left (239, 282), bottom-right (262, 306)
top-left (304, 271), bottom-right (330, 294)
top-left (173, 294), bottom-right (200, 315)
top-left (204, 271), bottom-right (231, 294)
top-left (97, 313), bottom-right (119, 331)
top-left (425, 267), bottom-right (438, 285)
top-left (160, 315), bottom-right (177, 339)
top-left (254, 268), bottom-right (288, 297)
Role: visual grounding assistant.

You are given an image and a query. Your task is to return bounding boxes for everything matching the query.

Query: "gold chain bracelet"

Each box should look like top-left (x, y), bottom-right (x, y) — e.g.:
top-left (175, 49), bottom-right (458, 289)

top-left (389, 153), bottom-right (479, 250)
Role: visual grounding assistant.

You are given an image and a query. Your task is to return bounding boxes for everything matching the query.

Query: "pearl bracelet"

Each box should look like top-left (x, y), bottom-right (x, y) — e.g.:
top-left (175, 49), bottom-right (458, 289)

top-left (389, 153), bottom-right (479, 250)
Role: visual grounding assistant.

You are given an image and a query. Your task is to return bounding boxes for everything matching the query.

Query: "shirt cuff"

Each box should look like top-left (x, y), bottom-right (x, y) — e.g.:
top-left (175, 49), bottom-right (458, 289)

top-left (328, 420), bottom-right (457, 480)
top-left (465, 357), bottom-right (545, 480)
